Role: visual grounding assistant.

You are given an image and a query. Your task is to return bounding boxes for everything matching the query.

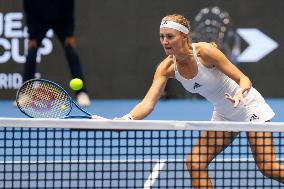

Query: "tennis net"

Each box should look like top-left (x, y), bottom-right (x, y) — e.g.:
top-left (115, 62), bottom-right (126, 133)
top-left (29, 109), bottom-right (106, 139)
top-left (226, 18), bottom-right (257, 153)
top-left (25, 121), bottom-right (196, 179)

top-left (0, 118), bottom-right (284, 188)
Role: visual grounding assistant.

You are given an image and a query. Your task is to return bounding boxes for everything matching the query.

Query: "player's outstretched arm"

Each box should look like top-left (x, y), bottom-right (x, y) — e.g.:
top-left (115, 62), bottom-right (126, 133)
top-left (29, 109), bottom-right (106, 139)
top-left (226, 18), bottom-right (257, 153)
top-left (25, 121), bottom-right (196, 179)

top-left (124, 57), bottom-right (174, 120)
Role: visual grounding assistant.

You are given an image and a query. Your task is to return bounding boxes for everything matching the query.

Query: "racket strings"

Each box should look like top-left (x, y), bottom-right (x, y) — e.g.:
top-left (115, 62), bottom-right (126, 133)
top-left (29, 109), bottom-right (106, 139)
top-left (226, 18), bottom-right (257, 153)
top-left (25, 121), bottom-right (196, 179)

top-left (17, 81), bottom-right (72, 118)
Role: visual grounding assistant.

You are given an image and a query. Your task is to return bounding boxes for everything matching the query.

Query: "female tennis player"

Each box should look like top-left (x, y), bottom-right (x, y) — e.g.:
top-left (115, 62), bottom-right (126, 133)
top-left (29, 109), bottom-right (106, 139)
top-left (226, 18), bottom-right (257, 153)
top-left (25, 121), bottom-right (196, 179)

top-left (118, 14), bottom-right (284, 188)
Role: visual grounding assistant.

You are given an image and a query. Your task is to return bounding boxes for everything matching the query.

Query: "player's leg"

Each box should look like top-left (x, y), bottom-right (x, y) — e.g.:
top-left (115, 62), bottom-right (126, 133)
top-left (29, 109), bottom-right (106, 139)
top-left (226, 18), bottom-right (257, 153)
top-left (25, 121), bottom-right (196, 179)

top-left (247, 131), bottom-right (284, 183)
top-left (54, 25), bottom-right (90, 107)
top-left (23, 21), bottom-right (48, 82)
top-left (186, 131), bottom-right (239, 188)
top-left (23, 40), bottom-right (38, 82)
top-left (63, 36), bottom-right (86, 87)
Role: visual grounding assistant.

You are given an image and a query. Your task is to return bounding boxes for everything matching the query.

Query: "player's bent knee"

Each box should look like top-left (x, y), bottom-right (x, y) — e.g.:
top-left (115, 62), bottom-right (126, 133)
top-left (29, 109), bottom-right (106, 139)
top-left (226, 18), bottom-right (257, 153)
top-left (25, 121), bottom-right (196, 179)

top-left (257, 162), bottom-right (281, 178)
top-left (28, 40), bottom-right (38, 48)
top-left (186, 154), bottom-right (209, 172)
top-left (65, 37), bottom-right (76, 47)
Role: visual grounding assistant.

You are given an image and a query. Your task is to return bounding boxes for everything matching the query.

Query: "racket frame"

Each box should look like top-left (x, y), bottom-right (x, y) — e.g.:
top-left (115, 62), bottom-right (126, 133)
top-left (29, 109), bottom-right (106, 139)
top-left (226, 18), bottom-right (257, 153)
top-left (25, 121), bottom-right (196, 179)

top-left (16, 79), bottom-right (92, 119)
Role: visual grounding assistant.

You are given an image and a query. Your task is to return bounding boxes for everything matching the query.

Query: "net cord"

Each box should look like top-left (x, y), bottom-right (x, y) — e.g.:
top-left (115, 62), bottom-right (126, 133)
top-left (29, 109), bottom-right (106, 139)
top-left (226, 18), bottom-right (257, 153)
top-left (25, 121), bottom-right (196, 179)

top-left (1, 118), bottom-right (284, 132)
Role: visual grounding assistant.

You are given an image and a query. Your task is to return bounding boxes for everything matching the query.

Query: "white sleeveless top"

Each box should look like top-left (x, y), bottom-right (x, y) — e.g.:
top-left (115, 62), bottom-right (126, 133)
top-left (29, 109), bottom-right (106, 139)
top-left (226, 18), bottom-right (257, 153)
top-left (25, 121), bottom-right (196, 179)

top-left (174, 43), bottom-right (275, 122)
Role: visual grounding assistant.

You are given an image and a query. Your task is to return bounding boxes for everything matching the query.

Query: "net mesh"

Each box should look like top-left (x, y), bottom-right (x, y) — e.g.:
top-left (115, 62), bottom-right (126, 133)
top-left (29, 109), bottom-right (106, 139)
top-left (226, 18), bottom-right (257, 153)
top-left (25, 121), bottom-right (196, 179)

top-left (16, 80), bottom-right (72, 118)
top-left (0, 118), bottom-right (284, 188)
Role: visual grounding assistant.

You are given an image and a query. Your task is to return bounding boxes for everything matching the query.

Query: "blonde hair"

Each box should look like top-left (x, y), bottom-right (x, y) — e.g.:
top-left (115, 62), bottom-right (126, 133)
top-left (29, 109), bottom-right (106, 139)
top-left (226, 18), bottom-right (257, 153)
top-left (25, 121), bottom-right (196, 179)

top-left (162, 14), bottom-right (191, 32)
top-left (162, 14), bottom-right (191, 46)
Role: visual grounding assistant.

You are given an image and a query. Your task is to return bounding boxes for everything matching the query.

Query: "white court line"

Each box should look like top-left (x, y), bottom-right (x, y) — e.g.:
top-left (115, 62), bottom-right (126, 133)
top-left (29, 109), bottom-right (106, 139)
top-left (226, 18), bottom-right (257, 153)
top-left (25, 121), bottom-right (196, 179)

top-left (143, 160), bottom-right (166, 189)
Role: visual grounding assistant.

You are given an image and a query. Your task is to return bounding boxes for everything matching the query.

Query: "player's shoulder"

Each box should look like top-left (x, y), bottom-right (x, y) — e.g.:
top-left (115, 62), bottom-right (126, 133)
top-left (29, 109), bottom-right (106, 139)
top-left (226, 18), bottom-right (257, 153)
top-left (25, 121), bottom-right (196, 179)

top-left (194, 42), bottom-right (219, 58)
top-left (159, 55), bottom-right (175, 70)
top-left (156, 55), bottom-right (174, 77)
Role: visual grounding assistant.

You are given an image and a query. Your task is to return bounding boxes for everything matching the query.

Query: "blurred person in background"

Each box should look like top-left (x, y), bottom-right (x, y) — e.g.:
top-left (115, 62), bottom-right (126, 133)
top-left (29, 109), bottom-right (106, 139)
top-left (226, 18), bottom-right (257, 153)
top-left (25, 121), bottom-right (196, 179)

top-left (18, 0), bottom-right (90, 107)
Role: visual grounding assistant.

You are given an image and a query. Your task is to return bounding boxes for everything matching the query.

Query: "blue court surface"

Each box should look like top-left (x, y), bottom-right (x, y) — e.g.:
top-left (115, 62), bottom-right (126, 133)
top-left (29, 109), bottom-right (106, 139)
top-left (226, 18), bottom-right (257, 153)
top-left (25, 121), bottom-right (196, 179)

top-left (1, 99), bottom-right (284, 188)
top-left (2, 98), bottom-right (284, 121)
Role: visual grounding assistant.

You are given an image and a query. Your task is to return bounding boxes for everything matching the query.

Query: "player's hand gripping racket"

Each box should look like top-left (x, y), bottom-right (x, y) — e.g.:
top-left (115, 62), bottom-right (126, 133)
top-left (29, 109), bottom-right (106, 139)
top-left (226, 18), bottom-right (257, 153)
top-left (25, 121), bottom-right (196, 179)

top-left (16, 79), bottom-right (105, 119)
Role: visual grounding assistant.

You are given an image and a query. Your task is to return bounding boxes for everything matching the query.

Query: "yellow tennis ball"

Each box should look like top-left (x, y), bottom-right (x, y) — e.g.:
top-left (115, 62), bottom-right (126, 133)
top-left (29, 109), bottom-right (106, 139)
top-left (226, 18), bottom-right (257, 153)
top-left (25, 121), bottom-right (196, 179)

top-left (61, 104), bottom-right (66, 110)
top-left (69, 78), bottom-right (83, 91)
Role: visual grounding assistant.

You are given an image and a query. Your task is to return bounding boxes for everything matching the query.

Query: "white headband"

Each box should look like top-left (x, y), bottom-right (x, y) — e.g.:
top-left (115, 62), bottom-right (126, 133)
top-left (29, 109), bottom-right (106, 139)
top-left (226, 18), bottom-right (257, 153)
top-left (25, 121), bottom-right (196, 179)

top-left (160, 20), bottom-right (190, 34)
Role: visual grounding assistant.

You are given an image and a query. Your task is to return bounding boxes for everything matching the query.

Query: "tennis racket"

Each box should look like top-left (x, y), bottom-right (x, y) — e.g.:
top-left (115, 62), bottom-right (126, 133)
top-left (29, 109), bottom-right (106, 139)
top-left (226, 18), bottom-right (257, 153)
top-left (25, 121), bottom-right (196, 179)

top-left (16, 79), bottom-right (102, 119)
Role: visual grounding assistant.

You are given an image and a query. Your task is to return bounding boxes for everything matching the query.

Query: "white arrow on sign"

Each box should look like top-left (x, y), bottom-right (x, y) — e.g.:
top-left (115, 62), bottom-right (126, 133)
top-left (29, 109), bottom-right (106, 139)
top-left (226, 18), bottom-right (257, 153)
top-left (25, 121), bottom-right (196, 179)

top-left (236, 28), bottom-right (278, 62)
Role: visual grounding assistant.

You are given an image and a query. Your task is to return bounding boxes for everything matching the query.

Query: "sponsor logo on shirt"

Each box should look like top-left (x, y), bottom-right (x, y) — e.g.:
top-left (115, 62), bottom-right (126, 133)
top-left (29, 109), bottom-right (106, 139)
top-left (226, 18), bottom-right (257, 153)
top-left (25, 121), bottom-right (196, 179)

top-left (193, 82), bottom-right (202, 89)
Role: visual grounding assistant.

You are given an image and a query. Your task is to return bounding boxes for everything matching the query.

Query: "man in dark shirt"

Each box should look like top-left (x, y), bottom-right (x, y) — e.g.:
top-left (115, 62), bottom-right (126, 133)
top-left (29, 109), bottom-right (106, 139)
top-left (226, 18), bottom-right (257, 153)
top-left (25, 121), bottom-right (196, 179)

top-left (21, 0), bottom-right (90, 106)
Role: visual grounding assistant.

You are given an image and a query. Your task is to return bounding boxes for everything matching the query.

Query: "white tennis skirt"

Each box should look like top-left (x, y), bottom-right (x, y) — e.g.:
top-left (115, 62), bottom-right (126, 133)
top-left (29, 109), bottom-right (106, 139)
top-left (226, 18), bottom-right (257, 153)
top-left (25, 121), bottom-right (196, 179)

top-left (211, 88), bottom-right (275, 122)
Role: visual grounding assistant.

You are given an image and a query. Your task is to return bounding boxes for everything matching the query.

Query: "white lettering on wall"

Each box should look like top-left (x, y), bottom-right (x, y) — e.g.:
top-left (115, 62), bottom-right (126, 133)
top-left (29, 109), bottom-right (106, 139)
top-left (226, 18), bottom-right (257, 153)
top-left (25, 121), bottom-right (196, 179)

top-left (0, 12), bottom-right (54, 64)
